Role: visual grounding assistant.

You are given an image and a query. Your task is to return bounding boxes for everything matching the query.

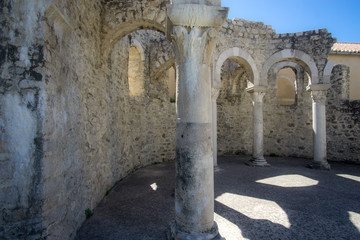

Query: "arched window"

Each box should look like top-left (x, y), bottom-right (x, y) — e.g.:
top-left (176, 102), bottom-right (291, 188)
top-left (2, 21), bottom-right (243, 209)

top-left (277, 67), bottom-right (296, 106)
top-left (128, 44), bottom-right (144, 96)
top-left (167, 66), bottom-right (176, 102)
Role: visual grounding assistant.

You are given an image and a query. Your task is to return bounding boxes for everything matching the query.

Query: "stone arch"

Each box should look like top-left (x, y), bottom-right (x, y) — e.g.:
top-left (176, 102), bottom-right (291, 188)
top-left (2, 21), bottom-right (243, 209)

top-left (130, 39), bottom-right (145, 61)
top-left (272, 61), bottom-right (303, 93)
top-left (273, 62), bottom-right (301, 76)
top-left (323, 60), bottom-right (335, 84)
top-left (261, 49), bottom-right (319, 85)
top-left (151, 58), bottom-right (176, 80)
top-left (101, 1), bottom-right (168, 61)
top-left (215, 47), bottom-right (259, 88)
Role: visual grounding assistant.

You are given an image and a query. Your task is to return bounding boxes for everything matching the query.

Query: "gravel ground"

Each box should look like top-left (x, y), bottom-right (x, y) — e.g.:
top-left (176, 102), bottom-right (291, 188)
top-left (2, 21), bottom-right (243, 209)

top-left (76, 156), bottom-right (360, 240)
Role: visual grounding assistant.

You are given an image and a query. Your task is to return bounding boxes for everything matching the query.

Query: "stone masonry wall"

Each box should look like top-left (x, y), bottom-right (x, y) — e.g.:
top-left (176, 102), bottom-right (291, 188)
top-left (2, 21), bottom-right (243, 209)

top-left (327, 65), bottom-right (360, 163)
top-left (41, 0), bottom-right (106, 239)
top-left (1, 1), bottom-right (359, 239)
top-left (263, 68), bottom-right (313, 158)
top-left (107, 30), bottom-right (176, 181)
top-left (0, 0), bottom-right (46, 239)
top-left (217, 60), bottom-right (253, 155)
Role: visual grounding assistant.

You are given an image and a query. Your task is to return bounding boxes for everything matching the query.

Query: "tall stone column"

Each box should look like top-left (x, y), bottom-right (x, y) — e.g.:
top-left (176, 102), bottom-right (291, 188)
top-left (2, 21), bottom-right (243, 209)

top-left (246, 86), bottom-right (270, 167)
top-left (212, 88), bottom-right (220, 167)
top-left (307, 84), bottom-right (331, 170)
top-left (167, 1), bottom-right (228, 239)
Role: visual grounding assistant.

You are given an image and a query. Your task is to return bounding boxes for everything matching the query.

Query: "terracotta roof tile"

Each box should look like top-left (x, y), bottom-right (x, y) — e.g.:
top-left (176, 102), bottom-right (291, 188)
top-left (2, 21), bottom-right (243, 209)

top-left (331, 42), bottom-right (360, 54)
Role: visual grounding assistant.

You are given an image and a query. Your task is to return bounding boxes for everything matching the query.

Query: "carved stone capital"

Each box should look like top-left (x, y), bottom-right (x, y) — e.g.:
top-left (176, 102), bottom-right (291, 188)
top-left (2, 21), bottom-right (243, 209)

top-left (246, 86), bottom-right (267, 103)
top-left (171, 26), bottom-right (218, 65)
top-left (311, 90), bottom-right (327, 104)
top-left (250, 91), bottom-right (266, 104)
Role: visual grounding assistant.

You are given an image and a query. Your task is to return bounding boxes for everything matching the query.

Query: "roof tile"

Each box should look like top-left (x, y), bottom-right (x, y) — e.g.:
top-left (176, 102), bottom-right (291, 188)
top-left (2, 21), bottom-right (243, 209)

top-left (331, 42), bottom-right (360, 54)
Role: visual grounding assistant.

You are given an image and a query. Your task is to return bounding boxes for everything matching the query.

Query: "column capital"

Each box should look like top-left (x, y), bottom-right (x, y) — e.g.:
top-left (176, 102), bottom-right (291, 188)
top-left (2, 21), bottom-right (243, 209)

top-left (171, 26), bottom-right (219, 65)
top-left (246, 86), bottom-right (267, 103)
top-left (310, 90), bottom-right (327, 104)
top-left (307, 84), bottom-right (331, 104)
top-left (167, 2), bottom-right (228, 65)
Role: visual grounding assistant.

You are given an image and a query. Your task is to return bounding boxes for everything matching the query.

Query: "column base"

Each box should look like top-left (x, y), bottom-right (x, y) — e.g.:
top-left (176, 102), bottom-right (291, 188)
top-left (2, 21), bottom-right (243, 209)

top-left (306, 161), bottom-right (331, 170)
top-left (167, 221), bottom-right (221, 240)
top-left (246, 157), bottom-right (270, 167)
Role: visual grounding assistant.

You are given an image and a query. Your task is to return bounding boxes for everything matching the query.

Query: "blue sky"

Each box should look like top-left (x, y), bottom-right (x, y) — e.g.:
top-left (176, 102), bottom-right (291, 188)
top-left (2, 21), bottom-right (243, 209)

top-left (223, 0), bottom-right (360, 43)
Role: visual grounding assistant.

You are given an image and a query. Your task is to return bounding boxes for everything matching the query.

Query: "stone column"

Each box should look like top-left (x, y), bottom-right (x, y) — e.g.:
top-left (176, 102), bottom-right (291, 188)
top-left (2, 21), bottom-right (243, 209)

top-left (307, 84), bottom-right (331, 170)
top-left (212, 88), bottom-right (220, 167)
top-left (246, 86), bottom-right (270, 167)
top-left (167, 1), bottom-right (228, 239)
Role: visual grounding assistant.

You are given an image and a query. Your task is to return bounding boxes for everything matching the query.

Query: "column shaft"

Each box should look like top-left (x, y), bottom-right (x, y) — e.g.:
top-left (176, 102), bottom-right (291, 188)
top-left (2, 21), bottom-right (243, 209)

top-left (308, 89), bottom-right (331, 170)
top-left (246, 87), bottom-right (270, 167)
top-left (175, 63), bottom-right (214, 233)
top-left (167, 2), bottom-right (228, 238)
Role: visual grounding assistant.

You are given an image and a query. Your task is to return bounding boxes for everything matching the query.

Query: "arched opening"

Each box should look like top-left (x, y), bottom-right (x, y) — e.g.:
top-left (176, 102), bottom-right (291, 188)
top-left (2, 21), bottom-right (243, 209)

top-left (167, 66), bottom-right (176, 102)
top-left (277, 67), bottom-right (297, 106)
top-left (128, 44), bottom-right (145, 96)
top-left (216, 57), bottom-right (255, 156)
top-left (261, 51), bottom-right (316, 158)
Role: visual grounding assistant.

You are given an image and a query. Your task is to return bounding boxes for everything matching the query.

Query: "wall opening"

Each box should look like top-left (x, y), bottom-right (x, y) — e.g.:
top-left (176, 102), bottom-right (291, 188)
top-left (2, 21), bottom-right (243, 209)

top-left (167, 66), bottom-right (176, 102)
top-left (277, 67), bottom-right (296, 106)
top-left (128, 45), bottom-right (145, 96)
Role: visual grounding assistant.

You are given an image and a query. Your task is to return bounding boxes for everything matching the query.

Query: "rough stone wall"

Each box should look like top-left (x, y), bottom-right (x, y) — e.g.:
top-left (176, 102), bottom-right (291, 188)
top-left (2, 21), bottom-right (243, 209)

top-left (263, 69), bottom-right (313, 158)
top-left (42, 4), bottom-right (176, 240)
top-left (0, 1), bottom-right (46, 239)
top-left (327, 65), bottom-right (360, 163)
top-left (217, 60), bottom-right (253, 155)
top-left (107, 30), bottom-right (176, 181)
top-left (1, 1), bottom-right (359, 239)
top-left (41, 0), bottom-right (107, 239)
top-left (215, 18), bottom-right (323, 158)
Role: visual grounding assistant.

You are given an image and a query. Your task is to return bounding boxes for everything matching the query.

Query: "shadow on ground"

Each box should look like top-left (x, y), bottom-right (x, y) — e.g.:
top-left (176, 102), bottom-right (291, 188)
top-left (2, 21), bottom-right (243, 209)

top-left (75, 156), bottom-right (360, 240)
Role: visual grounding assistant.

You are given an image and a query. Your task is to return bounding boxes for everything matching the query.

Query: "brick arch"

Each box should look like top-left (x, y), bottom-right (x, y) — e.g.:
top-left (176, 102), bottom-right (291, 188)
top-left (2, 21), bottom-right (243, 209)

top-left (261, 49), bottom-right (319, 85)
top-left (101, 0), bottom-right (168, 61)
top-left (214, 47), bottom-right (259, 89)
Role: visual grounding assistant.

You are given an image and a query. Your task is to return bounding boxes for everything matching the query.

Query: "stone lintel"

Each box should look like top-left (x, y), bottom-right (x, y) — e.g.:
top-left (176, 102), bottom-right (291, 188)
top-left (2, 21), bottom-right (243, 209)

top-left (306, 84), bottom-right (331, 92)
top-left (246, 85), bottom-right (267, 93)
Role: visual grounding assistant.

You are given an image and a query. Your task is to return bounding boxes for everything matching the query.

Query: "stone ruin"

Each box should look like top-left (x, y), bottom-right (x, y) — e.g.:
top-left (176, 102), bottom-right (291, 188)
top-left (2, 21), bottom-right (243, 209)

top-left (0, 0), bottom-right (359, 239)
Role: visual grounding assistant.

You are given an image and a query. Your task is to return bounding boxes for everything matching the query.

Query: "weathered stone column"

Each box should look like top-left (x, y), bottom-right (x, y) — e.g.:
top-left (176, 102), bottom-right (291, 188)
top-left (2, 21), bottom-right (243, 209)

top-left (246, 86), bottom-right (270, 167)
top-left (167, 1), bottom-right (228, 239)
top-left (212, 88), bottom-right (220, 167)
top-left (307, 84), bottom-right (331, 170)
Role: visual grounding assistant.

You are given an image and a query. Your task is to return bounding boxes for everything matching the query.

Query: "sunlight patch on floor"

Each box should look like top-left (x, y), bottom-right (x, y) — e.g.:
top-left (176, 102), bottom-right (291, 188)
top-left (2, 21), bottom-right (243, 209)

top-left (216, 193), bottom-right (291, 229)
top-left (349, 211), bottom-right (360, 232)
top-left (256, 174), bottom-right (319, 187)
top-left (215, 213), bottom-right (247, 240)
top-left (337, 174), bottom-right (360, 183)
top-left (150, 183), bottom-right (158, 191)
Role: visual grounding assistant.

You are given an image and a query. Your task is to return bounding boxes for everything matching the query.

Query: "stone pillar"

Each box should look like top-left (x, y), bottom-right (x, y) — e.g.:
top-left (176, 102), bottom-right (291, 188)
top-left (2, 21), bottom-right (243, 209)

top-left (167, 1), bottom-right (228, 239)
top-left (307, 84), bottom-right (331, 170)
top-left (212, 88), bottom-right (220, 167)
top-left (246, 86), bottom-right (270, 167)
